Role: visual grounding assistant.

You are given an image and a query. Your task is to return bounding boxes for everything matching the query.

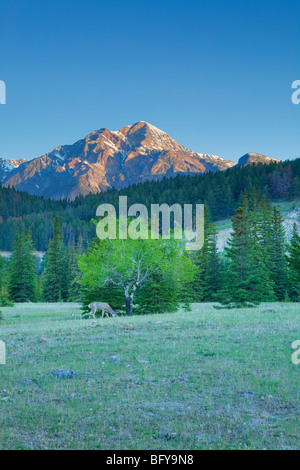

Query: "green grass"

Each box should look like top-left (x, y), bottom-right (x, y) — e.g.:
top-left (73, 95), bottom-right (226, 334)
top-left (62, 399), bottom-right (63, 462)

top-left (215, 219), bottom-right (232, 230)
top-left (272, 199), bottom-right (300, 216)
top-left (0, 302), bottom-right (300, 450)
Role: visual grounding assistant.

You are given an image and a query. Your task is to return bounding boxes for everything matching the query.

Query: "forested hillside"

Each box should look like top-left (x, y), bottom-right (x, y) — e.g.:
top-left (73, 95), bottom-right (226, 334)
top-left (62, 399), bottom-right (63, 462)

top-left (1, 158), bottom-right (300, 251)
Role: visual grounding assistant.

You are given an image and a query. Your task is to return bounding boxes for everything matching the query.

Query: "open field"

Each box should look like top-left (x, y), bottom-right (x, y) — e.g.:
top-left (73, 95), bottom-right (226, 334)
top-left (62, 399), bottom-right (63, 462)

top-left (0, 302), bottom-right (300, 450)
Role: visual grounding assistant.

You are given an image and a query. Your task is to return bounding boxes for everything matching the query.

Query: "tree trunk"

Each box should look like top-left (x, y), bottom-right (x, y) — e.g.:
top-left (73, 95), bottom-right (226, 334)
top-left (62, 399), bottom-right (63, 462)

top-left (124, 283), bottom-right (137, 316)
top-left (125, 295), bottom-right (133, 315)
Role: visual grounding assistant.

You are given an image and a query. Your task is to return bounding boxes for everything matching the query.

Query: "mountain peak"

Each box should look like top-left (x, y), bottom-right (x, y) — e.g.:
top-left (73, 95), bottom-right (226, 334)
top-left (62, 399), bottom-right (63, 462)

top-left (2, 123), bottom-right (280, 200)
top-left (237, 153), bottom-right (280, 167)
top-left (0, 158), bottom-right (28, 183)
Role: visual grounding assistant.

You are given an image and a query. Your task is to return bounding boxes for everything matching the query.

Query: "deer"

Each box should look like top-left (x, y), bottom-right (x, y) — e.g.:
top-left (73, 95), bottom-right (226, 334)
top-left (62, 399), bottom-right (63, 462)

top-left (88, 302), bottom-right (117, 319)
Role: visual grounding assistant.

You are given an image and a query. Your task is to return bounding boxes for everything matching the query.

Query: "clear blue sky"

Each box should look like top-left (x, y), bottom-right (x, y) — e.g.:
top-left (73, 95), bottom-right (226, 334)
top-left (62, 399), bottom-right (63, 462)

top-left (0, 0), bottom-right (299, 162)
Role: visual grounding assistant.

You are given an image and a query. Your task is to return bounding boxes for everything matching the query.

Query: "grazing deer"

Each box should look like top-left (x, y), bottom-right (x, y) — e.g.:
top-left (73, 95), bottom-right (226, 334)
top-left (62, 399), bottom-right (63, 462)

top-left (88, 302), bottom-right (117, 319)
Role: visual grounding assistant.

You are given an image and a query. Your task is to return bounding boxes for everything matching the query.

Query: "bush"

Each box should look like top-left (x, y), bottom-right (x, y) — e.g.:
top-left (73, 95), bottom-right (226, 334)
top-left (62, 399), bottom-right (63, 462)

top-left (0, 288), bottom-right (14, 307)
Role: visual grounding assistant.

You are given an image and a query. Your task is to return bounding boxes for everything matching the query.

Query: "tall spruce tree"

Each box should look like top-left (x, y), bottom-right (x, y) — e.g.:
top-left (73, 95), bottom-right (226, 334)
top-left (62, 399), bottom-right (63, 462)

top-left (66, 241), bottom-right (83, 302)
top-left (42, 218), bottom-right (67, 302)
top-left (8, 231), bottom-right (38, 302)
top-left (220, 191), bottom-right (274, 307)
top-left (192, 207), bottom-right (220, 302)
top-left (0, 256), bottom-right (13, 306)
top-left (287, 224), bottom-right (300, 300)
top-left (0, 256), bottom-right (6, 291)
top-left (248, 190), bottom-right (275, 302)
top-left (136, 271), bottom-right (180, 315)
top-left (269, 207), bottom-right (289, 300)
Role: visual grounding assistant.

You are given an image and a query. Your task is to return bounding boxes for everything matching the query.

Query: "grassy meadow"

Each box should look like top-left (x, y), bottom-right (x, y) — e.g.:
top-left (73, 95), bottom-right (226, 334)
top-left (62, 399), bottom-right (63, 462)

top-left (0, 302), bottom-right (300, 450)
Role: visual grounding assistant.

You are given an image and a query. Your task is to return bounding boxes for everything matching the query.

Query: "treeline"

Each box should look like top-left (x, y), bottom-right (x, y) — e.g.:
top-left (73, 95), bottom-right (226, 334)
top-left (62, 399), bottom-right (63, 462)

top-left (1, 189), bottom-right (300, 313)
top-left (0, 186), bottom-right (94, 251)
top-left (1, 158), bottom-right (300, 250)
top-left (192, 189), bottom-right (300, 306)
top-left (0, 218), bottom-right (82, 305)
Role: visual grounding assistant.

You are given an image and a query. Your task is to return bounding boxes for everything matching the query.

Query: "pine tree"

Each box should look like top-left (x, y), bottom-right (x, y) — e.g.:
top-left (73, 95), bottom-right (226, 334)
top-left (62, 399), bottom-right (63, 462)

top-left (0, 256), bottom-right (6, 290)
top-left (220, 191), bottom-right (274, 307)
top-left (287, 224), bottom-right (300, 300)
top-left (269, 207), bottom-right (289, 300)
top-left (248, 190), bottom-right (275, 302)
top-left (0, 257), bottom-right (13, 306)
top-left (192, 207), bottom-right (220, 302)
top-left (136, 271), bottom-right (180, 315)
top-left (221, 191), bottom-right (255, 306)
top-left (42, 218), bottom-right (67, 302)
top-left (66, 242), bottom-right (83, 302)
top-left (288, 176), bottom-right (300, 199)
top-left (8, 231), bottom-right (38, 302)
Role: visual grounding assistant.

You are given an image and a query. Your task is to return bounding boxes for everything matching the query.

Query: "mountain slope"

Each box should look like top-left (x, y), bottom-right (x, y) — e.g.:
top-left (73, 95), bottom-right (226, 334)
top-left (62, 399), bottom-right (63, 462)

top-left (236, 152), bottom-right (280, 167)
top-left (0, 159), bottom-right (14, 183)
top-left (0, 158), bottom-right (27, 183)
top-left (2, 123), bottom-right (281, 201)
top-left (3, 122), bottom-right (236, 200)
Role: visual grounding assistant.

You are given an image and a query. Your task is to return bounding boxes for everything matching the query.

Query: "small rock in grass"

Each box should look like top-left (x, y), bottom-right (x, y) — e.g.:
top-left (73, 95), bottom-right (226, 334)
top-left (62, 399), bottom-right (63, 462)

top-left (51, 369), bottom-right (75, 379)
top-left (108, 356), bottom-right (121, 362)
top-left (21, 378), bottom-right (35, 386)
top-left (162, 432), bottom-right (177, 441)
top-left (137, 359), bottom-right (150, 364)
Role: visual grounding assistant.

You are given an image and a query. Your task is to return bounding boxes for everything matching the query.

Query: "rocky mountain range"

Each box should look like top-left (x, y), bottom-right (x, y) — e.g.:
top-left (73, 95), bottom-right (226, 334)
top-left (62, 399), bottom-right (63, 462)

top-left (0, 158), bottom-right (26, 183)
top-left (1, 121), bottom-right (280, 200)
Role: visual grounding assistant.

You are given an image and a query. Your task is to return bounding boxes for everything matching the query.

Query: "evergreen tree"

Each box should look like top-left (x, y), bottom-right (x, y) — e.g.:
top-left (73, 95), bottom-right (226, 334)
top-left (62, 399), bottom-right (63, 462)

top-left (220, 191), bottom-right (274, 307)
top-left (192, 207), bottom-right (220, 302)
top-left (288, 176), bottom-right (300, 199)
top-left (136, 271), bottom-right (180, 315)
top-left (8, 231), bottom-right (38, 302)
top-left (0, 257), bottom-right (13, 306)
top-left (42, 218), bottom-right (67, 302)
top-left (269, 207), bottom-right (289, 300)
top-left (0, 256), bottom-right (7, 291)
top-left (66, 242), bottom-right (83, 302)
top-left (248, 190), bottom-right (275, 301)
top-left (287, 224), bottom-right (300, 300)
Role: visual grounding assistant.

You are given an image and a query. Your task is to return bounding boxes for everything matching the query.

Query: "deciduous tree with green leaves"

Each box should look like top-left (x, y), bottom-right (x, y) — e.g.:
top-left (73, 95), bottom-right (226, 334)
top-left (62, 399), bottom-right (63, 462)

top-left (78, 237), bottom-right (194, 316)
